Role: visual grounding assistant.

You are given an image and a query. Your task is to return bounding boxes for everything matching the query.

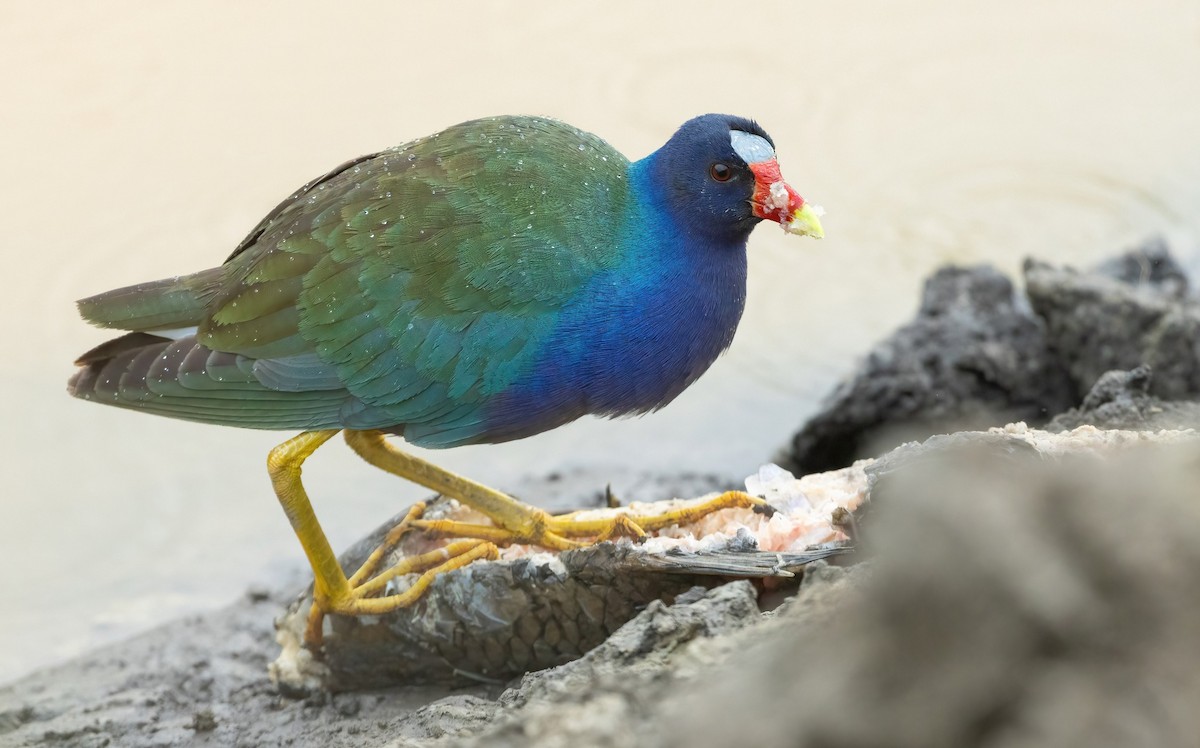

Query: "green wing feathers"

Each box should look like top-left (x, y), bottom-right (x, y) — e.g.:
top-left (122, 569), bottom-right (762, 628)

top-left (70, 116), bottom-right (630, 438)
top-left (76, 268), bottom-right (224, 332)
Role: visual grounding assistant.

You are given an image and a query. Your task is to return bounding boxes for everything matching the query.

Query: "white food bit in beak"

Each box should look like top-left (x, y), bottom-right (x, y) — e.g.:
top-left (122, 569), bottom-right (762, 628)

top-left (766, 181), bottom-right (791, 212)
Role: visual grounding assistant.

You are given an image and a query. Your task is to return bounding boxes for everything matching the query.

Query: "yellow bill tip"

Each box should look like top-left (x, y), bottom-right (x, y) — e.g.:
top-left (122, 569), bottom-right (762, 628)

top-left (783, 202), bottom-right (825, 239)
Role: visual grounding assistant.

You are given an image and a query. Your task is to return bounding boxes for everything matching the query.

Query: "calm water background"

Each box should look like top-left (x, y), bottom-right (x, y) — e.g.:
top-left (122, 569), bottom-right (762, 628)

top-left (2, 1), bottom-right (1198, 683)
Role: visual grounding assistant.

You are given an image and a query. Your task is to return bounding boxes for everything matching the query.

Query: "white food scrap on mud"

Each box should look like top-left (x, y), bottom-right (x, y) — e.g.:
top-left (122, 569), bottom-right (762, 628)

top-left (484, 461), bottom-right (869, 559)
top-left (382, 462), bottom-right (868, 575)
top-left (383, 462), bottom-right (869, 571)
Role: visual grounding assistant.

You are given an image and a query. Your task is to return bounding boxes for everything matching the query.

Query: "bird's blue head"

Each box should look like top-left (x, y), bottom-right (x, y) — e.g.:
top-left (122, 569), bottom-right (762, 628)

top-left (639, 113), bottom-right (824, 244)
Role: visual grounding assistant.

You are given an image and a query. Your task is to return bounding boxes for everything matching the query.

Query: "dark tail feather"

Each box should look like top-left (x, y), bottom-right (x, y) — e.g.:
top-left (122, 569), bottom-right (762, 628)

top-left (68, 335), bottom-right (350, 430)
top-left (73, 331), bottom-right (172, 366)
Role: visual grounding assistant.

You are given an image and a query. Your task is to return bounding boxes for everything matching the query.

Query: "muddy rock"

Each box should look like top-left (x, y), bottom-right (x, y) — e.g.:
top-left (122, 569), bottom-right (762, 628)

top-left (780, 240), bottom-right (1199, 477)
top-left (425, 427), bottom-right (1200, 748)
top-left (660, 430), bottom-right (1200, 748)
top-left (1047, 365), bottom-right (1200, 432)
top-left (382, 565), bottom-right (860, 748)
top-left (779, 265), bottom-right (1073, 474)
top-left (275, 541), bottom-right (731, 692)
top-left (1025, 237), bottom-right (1200, 401)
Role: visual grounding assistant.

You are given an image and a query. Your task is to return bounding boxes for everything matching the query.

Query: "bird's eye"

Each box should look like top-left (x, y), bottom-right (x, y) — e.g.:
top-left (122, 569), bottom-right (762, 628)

top-left (709, 163), bottom-right (732, 182)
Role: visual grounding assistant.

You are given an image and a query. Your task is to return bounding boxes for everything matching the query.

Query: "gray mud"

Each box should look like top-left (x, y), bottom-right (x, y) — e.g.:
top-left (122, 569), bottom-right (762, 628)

top-left (7, 429), bottom-right (1200, 747)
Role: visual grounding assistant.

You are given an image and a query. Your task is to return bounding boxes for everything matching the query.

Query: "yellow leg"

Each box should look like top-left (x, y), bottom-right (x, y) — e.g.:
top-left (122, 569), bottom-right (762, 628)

top-left (343, 429), bottom-right (765, 548)
top-left (268, 430), bottom-right (498, 648)
top-left (271, 429), bottom-right (767, 649)
top-left (346, 502), bottom-right (427, 588)
top-left (416, 491), bottom-right (764, 542)
top-left (267, 430), bottom-right (348, 605)
top-left (553, 490), bottom-right (765, 536)
top-left (344, 429), bottom-right (580, 550)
